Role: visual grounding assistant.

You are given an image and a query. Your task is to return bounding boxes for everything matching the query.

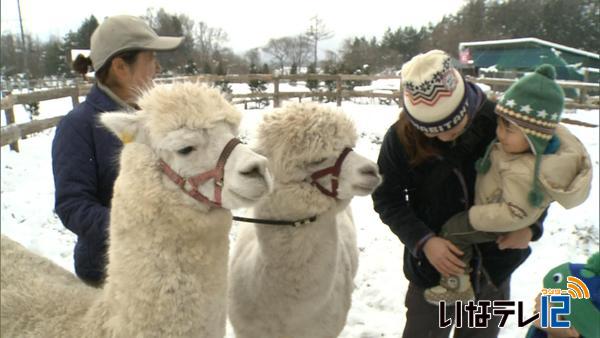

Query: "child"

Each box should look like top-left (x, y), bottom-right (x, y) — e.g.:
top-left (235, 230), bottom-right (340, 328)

top-left (424, 64), bottom-right (593, 305)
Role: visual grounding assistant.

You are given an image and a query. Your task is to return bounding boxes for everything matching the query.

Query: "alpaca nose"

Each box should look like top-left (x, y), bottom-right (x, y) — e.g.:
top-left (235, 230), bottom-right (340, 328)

top-left (239, 159), bottom-right (267, 179)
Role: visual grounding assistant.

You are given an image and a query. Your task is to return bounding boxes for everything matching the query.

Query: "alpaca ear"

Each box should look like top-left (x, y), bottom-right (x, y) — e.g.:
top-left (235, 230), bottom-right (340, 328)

top-left (99, 112), bottom-right (141, 144)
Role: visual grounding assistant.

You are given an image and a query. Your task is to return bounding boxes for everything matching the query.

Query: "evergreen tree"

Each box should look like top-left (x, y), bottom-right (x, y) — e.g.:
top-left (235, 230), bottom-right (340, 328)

top-left (215, 60), bottom-right (232, 94)
top-left (290, 62), bottom-right (298, 86)
top-left (248, 63), bottom-right (266, 92)
top-left (323, 64), bottom-right (338, 102)
top-left (306, 63), bottom-right (319, 92)
top-left (43, 39), bottom-right (66, 76)
top-left (74, 15), bottom-right (99, 49)
top-left (261, 63), bottom-right (270, 74)
top-left (184, 59), bottom-right (198, 75)
top-left (1, 33), bottom-right (18, 76)
top-left (202, 62), bottom-right (212, 74)
top-left (248, 63), bottom-right (268, 108)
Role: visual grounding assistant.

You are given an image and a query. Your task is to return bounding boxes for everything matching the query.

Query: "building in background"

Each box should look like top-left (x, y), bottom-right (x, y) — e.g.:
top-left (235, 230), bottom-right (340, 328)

top-left (459, 37), bottom-right (599, 98)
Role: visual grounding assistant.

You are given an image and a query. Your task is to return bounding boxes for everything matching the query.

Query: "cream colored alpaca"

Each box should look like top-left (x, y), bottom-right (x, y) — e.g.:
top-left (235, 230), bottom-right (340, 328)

top-left (228, 103), bottom-right (382, 338)
top-left (1, 83), bottom-right (271, 338)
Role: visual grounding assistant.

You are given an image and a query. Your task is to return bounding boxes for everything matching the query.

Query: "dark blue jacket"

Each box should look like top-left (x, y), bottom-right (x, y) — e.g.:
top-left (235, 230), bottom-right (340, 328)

top-left (372, 98), bottom-right (544, 289)
top-left (52, 84), bottom-right (123, 283)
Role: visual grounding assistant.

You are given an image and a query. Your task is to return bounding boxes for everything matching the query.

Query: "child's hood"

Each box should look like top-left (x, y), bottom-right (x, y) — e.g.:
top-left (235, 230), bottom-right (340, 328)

top-left (538, 124), bottom-right (593, 209)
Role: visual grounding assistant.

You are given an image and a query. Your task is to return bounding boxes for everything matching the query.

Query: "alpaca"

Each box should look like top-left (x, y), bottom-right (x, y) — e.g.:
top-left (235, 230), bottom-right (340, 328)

top-left (228, 103), bottom-right (382, 338)
top-left (1, 83), bottom-right (271, 338)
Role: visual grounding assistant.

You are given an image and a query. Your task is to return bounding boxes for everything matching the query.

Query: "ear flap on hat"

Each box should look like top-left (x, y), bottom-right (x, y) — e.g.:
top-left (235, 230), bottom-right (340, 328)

top-left (528, 156), bottom-right (544, 207)
top-left (475, 139), bottom-right (496, 174)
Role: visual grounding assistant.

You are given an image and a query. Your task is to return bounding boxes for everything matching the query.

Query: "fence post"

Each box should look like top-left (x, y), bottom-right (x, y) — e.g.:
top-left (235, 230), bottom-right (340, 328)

top-left (397, 77), bottom-right (403, 107)
top-left (579, 69), bottom-right (589, 104)
top-left (4, 103), bottom-right (19, 152)
top-left (336, 76), bottom-right (342, 106)
top-left (71, 86), bottom-right (80, 108)
top-left (273, 76), bottom-right (280, 108)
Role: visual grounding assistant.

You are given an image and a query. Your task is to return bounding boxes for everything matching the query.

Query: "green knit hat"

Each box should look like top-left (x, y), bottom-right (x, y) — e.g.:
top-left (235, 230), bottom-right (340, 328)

top-left (479, 64), bottom-right (565, 207)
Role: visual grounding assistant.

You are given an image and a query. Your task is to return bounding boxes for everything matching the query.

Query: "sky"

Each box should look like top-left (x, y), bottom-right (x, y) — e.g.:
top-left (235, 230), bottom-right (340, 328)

top-left (1, 0), bottom-right (466, 53)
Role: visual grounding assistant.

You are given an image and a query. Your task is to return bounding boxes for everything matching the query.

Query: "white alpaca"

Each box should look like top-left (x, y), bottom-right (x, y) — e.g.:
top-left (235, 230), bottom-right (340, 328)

top-left (228, 103), bottom-right (382, 338)
top-left (1, 83), bottom-right (271, 338)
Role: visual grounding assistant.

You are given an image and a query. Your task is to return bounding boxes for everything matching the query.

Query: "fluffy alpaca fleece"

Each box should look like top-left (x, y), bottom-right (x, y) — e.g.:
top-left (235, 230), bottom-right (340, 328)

top-left (1, 144), bottom-right (232, 337)
top-left (136, 82), bottom-right (241, 145)
top-left (229, 103), bottom-right (378, 338)
top-left (1, 83), bottom-right (263, 338)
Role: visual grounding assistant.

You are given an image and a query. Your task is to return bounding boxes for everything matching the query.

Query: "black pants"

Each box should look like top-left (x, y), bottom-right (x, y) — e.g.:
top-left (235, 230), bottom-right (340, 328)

top-left (403, 278), bottom-right (510, 338)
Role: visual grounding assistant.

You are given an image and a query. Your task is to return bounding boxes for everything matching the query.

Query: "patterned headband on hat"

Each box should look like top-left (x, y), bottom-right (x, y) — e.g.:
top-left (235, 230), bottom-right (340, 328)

top-left (404, 94), bottom-right (468, 134)
top-left (401, 50), bottom-right (468, 134)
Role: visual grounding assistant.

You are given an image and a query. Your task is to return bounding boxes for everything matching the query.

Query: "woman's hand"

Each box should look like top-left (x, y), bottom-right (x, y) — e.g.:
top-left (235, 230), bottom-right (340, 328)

top-left (422, 236), bottom-right (466, 277)
top-left (496, 227), bottom-right (533, 250)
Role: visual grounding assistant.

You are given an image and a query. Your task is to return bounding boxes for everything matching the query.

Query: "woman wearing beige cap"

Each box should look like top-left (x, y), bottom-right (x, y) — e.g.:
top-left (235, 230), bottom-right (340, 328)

top-left (371, 50), bottom-right (546, 337)
top-left (52, 15), bottom-right (183, 286)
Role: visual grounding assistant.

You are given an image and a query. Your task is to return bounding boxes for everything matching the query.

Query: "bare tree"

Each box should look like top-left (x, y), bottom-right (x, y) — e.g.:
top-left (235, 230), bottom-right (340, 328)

top-left (262, 37), bottom-right (293, 71)
top-left (305, 16), bottom-right (333, 68)
top-left (244, 48), bottom-right (262, 68)
top-left (145, 8), bottom-right (195, 72)
top-left (195, 21), bottom-right (228, 65)
top-left (289, 35), bottom-right (312, 70)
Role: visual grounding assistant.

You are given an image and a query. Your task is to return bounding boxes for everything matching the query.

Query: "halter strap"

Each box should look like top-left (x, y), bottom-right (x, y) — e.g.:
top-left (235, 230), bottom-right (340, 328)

top-left (310, 147), bottom-right (353, 198)
top-left (232, 215), bottom-right (317, 227)
top-left (159, 138), bottom-right (241, 208)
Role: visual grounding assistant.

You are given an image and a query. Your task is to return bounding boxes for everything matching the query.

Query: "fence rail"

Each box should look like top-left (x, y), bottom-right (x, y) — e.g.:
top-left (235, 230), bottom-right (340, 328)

top-left (1, 74), bottom-right (598, 151)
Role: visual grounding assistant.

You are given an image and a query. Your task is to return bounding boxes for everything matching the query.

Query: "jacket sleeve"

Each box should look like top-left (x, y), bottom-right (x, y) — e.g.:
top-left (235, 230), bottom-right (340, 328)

top-left (468, 172), bottom-right (547, 232)
top-left (52, 116), bottom-right (109, 245)
top-left (372, 127), bottom-right (434, 257)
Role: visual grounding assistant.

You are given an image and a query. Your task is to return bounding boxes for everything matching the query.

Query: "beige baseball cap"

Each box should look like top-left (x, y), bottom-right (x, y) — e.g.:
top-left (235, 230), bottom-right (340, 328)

top-left (90, 15), bottom-right (184, 71)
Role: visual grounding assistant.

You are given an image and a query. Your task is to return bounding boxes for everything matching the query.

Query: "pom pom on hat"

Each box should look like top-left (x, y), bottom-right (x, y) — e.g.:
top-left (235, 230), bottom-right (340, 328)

top-left (535, 63), bottom-right (557, 80)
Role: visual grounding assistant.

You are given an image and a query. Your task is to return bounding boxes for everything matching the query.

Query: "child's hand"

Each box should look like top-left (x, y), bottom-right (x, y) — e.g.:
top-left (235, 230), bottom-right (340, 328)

top-left (496, 227), bottom-right (532, 250)
top-left (422, 236), bottom-right (466, 277)
top-left (533, 293), bottom-right (581, 338)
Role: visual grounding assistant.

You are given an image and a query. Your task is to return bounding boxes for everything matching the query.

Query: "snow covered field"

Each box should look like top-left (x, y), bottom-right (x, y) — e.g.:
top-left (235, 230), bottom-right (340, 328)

top-left (1, 95), bottom-right (598, 338)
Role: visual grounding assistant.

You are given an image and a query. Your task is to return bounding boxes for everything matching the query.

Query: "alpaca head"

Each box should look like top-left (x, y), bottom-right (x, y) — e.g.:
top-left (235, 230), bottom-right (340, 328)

top-left (255, 103), bottom-right (381, 202)
top-left (100, 82), bottom-right (271, 210)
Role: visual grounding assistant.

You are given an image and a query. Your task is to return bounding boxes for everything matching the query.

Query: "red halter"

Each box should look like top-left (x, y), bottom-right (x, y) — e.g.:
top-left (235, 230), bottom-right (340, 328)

top-left (309, 147), bottom-right (353, 199)
top-left (159, 138), bottom-right (241, 208)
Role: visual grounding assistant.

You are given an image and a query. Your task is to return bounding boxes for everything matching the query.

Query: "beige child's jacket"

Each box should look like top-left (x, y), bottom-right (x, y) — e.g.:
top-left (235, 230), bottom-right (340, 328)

top-left (468, 124), bottom-right (593, 232)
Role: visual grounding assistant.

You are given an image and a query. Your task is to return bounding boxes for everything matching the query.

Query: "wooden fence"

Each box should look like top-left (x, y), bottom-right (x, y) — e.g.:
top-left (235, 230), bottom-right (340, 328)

top-left (1, 74), bottom-right (598, 151)
top-left (1, 85), bottom-right (92, 151)
top-left (154, 74), bottom-right (403, 108)
top-left (466, 76), bottom-right (599, 107)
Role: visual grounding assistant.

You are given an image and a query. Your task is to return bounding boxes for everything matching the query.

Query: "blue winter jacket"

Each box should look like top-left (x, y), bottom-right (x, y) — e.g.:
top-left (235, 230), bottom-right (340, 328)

top-left (52, 84), bottom-right (123, 284)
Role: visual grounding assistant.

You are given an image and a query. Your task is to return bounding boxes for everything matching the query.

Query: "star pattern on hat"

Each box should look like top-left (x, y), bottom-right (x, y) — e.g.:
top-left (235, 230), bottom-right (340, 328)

top-left (536, 110), bottom-right (548, 118)
top-left (520, 104), bottom-right (533, 114)
top-left (505, 99), bottom-right (516, 108)
top-left (550, 113), bottom-right (559, 120)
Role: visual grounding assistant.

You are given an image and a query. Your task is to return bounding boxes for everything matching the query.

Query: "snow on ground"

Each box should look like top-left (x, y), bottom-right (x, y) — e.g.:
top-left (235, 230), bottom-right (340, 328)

top-left (1, 97), bottom-right (598, 338)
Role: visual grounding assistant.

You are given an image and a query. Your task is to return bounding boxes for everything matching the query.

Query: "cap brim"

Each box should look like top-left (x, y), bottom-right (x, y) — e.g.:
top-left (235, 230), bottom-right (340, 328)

top-left (144, 36), bottom-right (184, 51)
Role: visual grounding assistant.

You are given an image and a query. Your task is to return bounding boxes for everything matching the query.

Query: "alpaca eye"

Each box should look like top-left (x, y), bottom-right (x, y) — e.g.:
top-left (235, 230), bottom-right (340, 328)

top-left (177, 146), bottom-right (196, 155)
top-left (308, 158), bottom-right (327, 166)
top-left (552, 273), bottom-right (563, 283)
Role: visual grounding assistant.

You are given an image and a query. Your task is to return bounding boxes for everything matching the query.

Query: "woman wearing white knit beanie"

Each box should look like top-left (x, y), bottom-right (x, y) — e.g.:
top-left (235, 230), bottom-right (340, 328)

top-left (372, 50), bottom-right (547, 338)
